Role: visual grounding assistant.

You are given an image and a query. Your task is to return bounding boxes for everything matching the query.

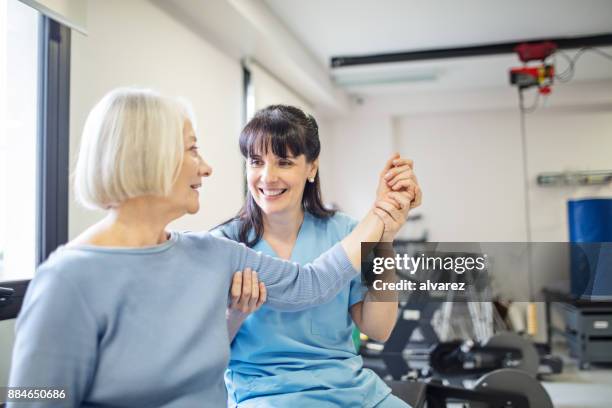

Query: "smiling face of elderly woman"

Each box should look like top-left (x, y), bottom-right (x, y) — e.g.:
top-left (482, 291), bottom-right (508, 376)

top-left (74, 88), bottom-right (212, 218)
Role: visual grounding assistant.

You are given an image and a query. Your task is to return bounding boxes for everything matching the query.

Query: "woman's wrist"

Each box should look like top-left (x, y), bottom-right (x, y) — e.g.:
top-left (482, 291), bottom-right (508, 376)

top-left (340, 209), bottom-right (385, 270)
top-left (380, 228), bottom-right (397, 243)
top-left (368, 208), bottom-right (386, 242)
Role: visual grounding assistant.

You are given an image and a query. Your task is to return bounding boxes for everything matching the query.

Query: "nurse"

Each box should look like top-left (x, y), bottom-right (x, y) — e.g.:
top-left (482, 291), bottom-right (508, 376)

top-left (216, 105), bottom-right (421, 407)
top-left (9, 89), bottom-right (408, 407)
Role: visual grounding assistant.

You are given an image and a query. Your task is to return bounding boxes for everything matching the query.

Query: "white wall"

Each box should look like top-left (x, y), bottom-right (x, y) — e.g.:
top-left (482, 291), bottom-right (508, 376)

top-left (68, 0), bottom-right (244, 239)
top-left (250, 61), bottom-right (312, 114)
top-left (319, 114), bottom-right (396, 218)
top-left (395, 109), bottom-right (528, 242)
top-left (323, 81), bottom-right (612, 243)
top-left (393, 106), bottom-right (612, 243)
top-left (525, 108), bottom-right (612, 241)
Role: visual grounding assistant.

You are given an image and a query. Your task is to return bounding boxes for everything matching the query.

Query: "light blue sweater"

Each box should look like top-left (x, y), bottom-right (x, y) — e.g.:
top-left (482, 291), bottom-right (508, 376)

top-left (8, 230), bottom-right (357, 407)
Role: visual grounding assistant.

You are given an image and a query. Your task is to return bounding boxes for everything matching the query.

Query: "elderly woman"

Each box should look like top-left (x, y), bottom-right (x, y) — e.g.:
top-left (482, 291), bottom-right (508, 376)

top-left (8, 88), bottom-right (411, 407)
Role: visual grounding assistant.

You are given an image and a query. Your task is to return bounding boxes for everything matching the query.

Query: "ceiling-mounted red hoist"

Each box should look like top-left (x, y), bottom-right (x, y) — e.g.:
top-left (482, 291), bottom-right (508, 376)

top-left (509, 41), bottom-right (557, 95)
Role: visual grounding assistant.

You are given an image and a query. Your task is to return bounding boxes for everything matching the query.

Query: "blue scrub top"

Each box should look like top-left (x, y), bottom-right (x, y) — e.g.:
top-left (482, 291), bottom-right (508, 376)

top-left (214, 212), bottom-right (392, 408)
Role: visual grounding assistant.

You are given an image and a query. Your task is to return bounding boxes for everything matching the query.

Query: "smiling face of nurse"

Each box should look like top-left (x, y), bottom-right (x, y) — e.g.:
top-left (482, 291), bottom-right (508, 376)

top-left (246, 148), bottom-right (316, 218)
top-left (234, 105), bottom-right (334, 246)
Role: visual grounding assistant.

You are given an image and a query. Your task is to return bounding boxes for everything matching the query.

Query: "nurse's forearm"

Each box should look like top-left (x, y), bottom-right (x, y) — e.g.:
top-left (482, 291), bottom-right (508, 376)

top-left (340, 210), bottom-right (384, 269)
top-left (351, 242), bottom-right (398, 342)
top-left (361, 297), bottom-right (398, 342)
top-left (351, 299), bottom-right (398, 342)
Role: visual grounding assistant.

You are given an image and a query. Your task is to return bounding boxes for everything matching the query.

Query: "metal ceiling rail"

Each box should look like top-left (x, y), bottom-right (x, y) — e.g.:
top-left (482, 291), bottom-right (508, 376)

top-left (330, 33), bottom-right (612, 68)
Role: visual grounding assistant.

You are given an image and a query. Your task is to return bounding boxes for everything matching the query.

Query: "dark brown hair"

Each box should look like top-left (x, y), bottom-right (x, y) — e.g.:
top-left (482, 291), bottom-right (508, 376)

top-left (221, 105), bottom-right (335, 247)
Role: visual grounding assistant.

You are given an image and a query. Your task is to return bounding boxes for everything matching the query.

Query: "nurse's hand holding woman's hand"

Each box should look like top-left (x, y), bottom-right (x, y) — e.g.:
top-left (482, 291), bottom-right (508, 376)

top-left (228, 267), bottom-right (267, 316)
top-left (374, 153), bottom-right (422, 242)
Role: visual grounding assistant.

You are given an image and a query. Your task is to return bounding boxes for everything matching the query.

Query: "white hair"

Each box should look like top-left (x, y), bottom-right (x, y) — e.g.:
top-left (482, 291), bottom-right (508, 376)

top-left (74, 88), bottom-right (195, 209)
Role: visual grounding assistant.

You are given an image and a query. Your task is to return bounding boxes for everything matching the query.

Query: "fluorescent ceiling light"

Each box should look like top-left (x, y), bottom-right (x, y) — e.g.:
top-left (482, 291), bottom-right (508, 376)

top-left (332, 69), bottom-right (440, 87)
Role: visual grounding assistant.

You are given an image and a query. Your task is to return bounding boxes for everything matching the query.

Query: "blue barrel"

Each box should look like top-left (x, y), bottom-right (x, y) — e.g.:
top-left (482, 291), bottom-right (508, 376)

top-left (568, 198), bottom-right (612, 300)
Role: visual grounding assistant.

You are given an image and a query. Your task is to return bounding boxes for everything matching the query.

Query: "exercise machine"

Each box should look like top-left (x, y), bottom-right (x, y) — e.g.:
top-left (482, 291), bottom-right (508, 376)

top-left (387, 368), bottom-right (554, 408)
top-left (429, 332), bottom-right (562, 379)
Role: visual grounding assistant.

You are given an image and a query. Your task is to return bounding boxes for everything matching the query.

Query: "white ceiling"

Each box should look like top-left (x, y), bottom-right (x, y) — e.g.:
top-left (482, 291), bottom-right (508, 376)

top-left (265, 0), bottom-right (612, 65)
top-left (264, 0), bottom-right (612, 95)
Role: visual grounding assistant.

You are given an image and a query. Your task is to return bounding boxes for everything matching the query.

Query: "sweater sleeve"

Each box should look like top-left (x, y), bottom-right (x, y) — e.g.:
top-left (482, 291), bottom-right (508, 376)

top-left (214, 237), bottom-right (358, 311)
top-left (8, 266), bottom-right (98, 408)
top-left (342, 215), bottom-right (368, 306)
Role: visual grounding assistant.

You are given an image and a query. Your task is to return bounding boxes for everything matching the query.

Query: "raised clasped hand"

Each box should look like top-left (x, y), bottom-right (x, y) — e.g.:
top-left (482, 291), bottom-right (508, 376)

top-left (374, 153), bottom-right (422, 242)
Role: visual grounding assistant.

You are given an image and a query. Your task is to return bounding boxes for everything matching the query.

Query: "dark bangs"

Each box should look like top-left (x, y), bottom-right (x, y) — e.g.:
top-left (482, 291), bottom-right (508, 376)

top-left (239, 106), bottom-right (317, 161)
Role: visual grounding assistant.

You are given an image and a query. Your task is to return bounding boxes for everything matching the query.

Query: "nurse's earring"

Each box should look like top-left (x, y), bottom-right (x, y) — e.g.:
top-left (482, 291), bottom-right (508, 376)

top-left (308, 177), bottom-right (315, 183)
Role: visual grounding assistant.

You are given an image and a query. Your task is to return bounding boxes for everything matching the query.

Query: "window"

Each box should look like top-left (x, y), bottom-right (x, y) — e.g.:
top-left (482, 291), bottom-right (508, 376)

top-left (0, 0), bottom-right (40, 282)
top-left (0, 0), bottom-right (70, 320)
